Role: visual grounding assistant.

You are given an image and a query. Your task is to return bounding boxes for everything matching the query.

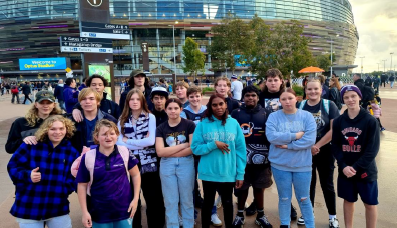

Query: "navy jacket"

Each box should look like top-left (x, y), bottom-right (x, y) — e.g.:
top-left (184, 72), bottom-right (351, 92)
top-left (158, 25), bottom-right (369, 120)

top-left (7, 140), bottom-right (79, 220)
top-left (53, 85), bottom-right (64, 101)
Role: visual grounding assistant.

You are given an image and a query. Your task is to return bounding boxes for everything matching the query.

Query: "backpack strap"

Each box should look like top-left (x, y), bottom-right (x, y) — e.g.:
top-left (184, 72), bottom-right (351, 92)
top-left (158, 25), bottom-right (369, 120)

top-left (298, 100), bottom-right (307, 110)
top-left (322, 99), bottom-right (330, 115)
top-left (84, 149), bottom-right (97, 196)
top-left (117, 145), bottom-right (131, 183)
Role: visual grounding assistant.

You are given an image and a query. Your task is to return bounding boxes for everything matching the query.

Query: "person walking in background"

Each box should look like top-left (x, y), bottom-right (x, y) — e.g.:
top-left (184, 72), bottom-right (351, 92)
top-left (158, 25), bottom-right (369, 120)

top-left (11, 84), bottom-right (20, 104)
top-left (21, 81), bottom-right (33, 104)
top-left (54, 79), bottom-right (65, 111)
top-left (191, 94), bottom-right (246, 228)
top-left (298, 79), bottom-right (340, 227)
top-left (76, 119), bottom-right (141, 228)
top-left (231, 75), bottom-right (243, 101)
top-left (156, 98), bottom-right (196, 228)
top-left (372, 75), bottom-right (380, 93)
top-left (332, 85), bottom-right (380, 228)
top-left (7, 115), bottom-right (79, 228)
top-left (389, 74), bottom-right (395, 88)
top-left (266, 88), bottom-right (317, 228)
top-left (380, 74), bottom-right (387, 88)
top-left (63, 78), bottom-right (79, 113)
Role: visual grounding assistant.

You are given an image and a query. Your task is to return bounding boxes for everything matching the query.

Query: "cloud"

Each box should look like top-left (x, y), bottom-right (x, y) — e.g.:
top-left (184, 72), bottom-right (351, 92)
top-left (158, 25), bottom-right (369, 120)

top-left (350, 0), bottom-right (397, 72)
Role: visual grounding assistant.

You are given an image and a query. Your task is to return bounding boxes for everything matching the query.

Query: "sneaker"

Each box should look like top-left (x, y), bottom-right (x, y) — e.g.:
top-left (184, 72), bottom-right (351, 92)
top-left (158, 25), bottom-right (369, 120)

top-left (380, 127), bottom-right (386, 131)
top-left (245, 202), bottom-right (257, 216)
top-left (255, 214), bottom-right (273, 228)
top-left (215, 196), bottom-right (222, 208)
top-left (232, 215), bottom-right (245, 228)
top-left (291, 204), bottom-right (297, 220)
top-left (211, 213), bottom-right (223, 227)
top-left (178, 214), bottom-right (183, 227)
top-left (329, 218), bottom-right (340, 228)
top-left (297, 216), bottom-right (305, 225)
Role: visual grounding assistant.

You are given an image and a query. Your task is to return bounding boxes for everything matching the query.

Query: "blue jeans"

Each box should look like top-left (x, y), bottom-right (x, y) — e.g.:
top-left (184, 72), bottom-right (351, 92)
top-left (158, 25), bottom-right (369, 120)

top-left (93, 219), bottom-right (132, 228)
top-left (271, 167), bottom-right (315, 228)
top-left (160, 155), bottom-right (195, 228)
top-left (17, 214), bottom-right (71, 228)
top-left (391, 81), bottom-right (394, 88)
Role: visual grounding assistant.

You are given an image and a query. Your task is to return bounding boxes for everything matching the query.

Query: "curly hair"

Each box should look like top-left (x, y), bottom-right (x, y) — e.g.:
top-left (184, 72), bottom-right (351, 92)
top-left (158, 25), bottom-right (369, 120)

top-left (35, 115), bottom-right (75, 142)
top-left (25, 103), bottom-right (62, 127)
top-left (92, 119), bottom-right (120, 145)
top-left (86, 74), bottom-right (109, 87)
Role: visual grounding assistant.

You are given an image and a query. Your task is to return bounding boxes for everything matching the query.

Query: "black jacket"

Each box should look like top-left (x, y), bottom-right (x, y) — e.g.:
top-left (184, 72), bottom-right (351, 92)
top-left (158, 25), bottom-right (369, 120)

top-left (225, 97), bottom-right (240, 114)
top-left (21, 84), bottom-right (31, 95)
top-left (69, 110), bottom-right (117, 153)
top-left (73, 92), bottom-right (120, 119)
top-left (53, 85), bottom-right (64, 101)
top-left (151, 108), bottom-right (168, 127)
top-left (5, 118), bottom-right (44, 154)
top-left (231, 104), bottom-right (270, 165)
top-left (332, 107), bottom-right (380, 182)
top-left (119, 86), bottom-right (153, 114)
top-left (364, 77), bottom-right (373, 87)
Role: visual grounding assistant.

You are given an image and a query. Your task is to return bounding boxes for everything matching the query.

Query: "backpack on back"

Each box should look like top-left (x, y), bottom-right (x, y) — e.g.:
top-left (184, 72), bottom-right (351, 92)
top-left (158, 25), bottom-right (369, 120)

top-left (299, 99), bottom-right (330, 115)
top-left (362, 85), bottom-right (375, 104)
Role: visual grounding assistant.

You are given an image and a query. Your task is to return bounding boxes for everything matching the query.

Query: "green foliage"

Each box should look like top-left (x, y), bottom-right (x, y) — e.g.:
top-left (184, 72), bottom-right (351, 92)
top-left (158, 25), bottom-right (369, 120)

top-left (202, 87), bottom-right (215, 94)
top-left (292, 84), bottom-right (304, 96)
top-left (316, 54), bottom-right (331, 71)
top-left (182, 37), bottom-right (205, 79)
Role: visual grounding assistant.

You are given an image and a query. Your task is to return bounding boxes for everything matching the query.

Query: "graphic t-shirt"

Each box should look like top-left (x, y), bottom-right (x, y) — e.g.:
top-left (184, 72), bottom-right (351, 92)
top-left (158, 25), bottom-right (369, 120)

top-left (259, 90), bottom-right (282, 114)
top-left (156, 118), bottom-right (196, 148)
top-left (302, 100), bottom-right (340, 140)
top-left (85, 117), bottom-right (98, 147)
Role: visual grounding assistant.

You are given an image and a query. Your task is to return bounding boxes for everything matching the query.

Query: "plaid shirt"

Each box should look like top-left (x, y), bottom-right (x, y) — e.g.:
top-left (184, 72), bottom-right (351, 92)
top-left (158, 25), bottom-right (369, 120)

top-left (7, 140), bottom-right (79, 220)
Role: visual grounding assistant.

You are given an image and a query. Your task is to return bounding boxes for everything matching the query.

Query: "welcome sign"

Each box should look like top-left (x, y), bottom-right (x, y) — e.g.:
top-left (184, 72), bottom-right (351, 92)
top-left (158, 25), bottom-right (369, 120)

top-left (19, 58), bottom-right (67, 71)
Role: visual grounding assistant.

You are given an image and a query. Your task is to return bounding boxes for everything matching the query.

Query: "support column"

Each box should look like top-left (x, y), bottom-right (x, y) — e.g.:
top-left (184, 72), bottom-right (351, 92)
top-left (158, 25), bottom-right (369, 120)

top-left (156, 28), bottom-right (161, 74)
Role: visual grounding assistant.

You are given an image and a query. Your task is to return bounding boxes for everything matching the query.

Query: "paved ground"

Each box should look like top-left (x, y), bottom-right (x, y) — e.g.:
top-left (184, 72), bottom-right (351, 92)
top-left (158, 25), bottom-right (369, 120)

top-left (0, 86), bottom-right (396, 228)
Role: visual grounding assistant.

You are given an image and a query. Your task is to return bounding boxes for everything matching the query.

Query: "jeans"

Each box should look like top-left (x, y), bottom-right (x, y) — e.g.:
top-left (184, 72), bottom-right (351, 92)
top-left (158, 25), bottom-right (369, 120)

top-left (271, 167), bottom-right (315, 228)
top-left (12, 94), bottom-right (20, 103)
top-left (391, 81), bottom-right (394, 88)
top-left (202, 181), bottom-right (235, 228)
top-left (310, 144), bottom-right (336, 215)
top-left (93, 219), bottom-right (132, 228)
top-left (17, 214), bottom-right (71, 228)
top-left (160, 155), bottom-right (195, 228)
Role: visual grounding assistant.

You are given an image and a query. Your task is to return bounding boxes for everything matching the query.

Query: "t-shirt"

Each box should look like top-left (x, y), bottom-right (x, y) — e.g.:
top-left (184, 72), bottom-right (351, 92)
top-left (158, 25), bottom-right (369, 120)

top-left (259, 90), bottom-right (282, 114)
top-left (302, 100), bottom-right (340, 141)
top-left (156, 118), bottom-right (196, 147)
top-left (231, 80), bottom-right (244, 100)
top-left (76, 146), bottom-right (139, 223)
top-left (84, 117), bottom-right (98, 147)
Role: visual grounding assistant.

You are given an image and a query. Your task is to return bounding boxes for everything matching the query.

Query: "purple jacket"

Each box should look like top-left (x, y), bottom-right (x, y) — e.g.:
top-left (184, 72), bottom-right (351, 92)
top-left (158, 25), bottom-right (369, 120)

top-left (63, 85), bottom-right (79, 113)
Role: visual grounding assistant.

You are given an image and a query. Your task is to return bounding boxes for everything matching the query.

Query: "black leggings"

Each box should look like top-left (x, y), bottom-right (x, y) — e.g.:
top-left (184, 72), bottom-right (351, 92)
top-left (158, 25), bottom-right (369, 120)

top-left (23, 94), bottom-right (32, 104)
top-left (310, 144), bottom-right (337, 215)
top-left (202, 181), bottom-right (235, 228)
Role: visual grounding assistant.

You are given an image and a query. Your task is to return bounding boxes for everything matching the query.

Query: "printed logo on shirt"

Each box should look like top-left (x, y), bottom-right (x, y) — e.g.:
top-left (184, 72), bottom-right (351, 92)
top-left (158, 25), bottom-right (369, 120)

top-left (341, 127), bottom-right (362, 152)
top-left (240, 122), bottom-right (254, 137)
top-left (108, 109), bottom-right (111, 114)
top-left (264, 98), bottom-right (281, 113)
top-left (166, 131), bottom-right (187, 146)
top-left (311, 110), bottom-right (325, 130)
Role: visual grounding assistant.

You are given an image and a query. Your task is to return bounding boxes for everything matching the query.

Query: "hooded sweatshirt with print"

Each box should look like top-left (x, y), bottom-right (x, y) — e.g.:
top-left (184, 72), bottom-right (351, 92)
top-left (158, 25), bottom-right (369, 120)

top-left (191, 115), bottom-right (246, 182)
top-left (266, 109), bottom-right (317, 172)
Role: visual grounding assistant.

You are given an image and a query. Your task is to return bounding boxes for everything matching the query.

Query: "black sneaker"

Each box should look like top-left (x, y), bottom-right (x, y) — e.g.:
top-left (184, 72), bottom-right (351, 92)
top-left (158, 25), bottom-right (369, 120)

top-left (291, 204), bottom-right (297, 220)
top-left (297, 216), bottom-right (305, 225)
top-left (245, 202), bottom-right (257, 216)
top-left (255, 214), bottom-right (273, 228)
top-left (232, 215), bottom-right (245, 228)
top-left (194, 196), bottom-right (204, 208)
top-left (329, 218), bottom-right (340, 228)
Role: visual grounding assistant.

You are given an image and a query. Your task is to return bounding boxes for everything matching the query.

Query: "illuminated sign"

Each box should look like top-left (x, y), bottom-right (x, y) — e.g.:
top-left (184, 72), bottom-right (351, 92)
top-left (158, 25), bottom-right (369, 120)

top-left (19, 58), bottom-right (67, 71)
top-left (87, 0), bottom-right (102, 7)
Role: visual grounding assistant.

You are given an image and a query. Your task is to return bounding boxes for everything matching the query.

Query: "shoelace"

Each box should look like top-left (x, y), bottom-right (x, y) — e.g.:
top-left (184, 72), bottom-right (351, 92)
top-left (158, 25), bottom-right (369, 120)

top-left (233, 216), bottom-right (244, 225)
top-left (258, 215), bottom-right (270, 224)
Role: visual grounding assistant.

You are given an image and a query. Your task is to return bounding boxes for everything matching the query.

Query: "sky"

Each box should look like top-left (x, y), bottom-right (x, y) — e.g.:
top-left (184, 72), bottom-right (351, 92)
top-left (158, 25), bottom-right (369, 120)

top-left (350, 0), bottom-right (397, 73)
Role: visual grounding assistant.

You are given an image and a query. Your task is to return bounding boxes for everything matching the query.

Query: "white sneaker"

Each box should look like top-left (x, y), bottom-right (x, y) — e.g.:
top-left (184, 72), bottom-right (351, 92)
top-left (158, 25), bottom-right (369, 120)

top-left (329, 218), bottom-right (340, 228)
top-left (297, 216), bottom-right (305, 225)
top-left (215, 196), bottom-right (222, 208)
top-left (211, 213), bottom-right (223, 227)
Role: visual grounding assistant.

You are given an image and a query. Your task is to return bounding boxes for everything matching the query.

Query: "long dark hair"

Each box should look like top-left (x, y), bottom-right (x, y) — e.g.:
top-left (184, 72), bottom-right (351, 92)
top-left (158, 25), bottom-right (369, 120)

top-left (203, 94), bottom-right (229, 126)
top-left (119, 89), bottom-right (150, 134)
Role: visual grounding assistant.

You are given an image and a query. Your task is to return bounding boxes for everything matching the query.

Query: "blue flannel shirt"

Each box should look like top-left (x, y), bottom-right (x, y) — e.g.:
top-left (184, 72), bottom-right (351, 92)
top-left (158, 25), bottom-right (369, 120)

top-left (7, 140), bottom-right (79, 220)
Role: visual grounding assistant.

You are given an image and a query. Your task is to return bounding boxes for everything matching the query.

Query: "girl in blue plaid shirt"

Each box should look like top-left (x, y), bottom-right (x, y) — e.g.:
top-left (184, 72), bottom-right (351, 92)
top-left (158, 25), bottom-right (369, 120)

top-left (7, 115), bottom-right (79, 228)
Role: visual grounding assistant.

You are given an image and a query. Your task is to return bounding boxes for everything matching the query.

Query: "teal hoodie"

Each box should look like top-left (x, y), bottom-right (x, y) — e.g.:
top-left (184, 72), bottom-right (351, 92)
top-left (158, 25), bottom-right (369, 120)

top-left (191, 115), bottom-right (246, 182)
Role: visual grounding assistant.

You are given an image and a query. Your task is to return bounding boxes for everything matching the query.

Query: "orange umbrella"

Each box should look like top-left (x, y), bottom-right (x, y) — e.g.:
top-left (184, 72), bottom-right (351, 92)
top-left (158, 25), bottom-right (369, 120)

top-left (298, 66), bottom-right (325, 73)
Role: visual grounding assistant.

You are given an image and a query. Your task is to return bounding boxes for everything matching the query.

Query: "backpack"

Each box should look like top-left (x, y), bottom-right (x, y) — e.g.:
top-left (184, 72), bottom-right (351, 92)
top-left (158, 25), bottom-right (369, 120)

top-left (361, 85), bottom-right (375, 104)
top-left (299, 99), bottom-right (330, 115)
top-left (11, 86), bottom-right (19, 94)
top-left (71, 145), bottom-right (130, 196)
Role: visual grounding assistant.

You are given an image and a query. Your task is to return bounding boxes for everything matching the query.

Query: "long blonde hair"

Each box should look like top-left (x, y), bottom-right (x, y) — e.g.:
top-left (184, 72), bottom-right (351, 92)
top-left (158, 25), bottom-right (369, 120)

top-left (25, 103), bottom-right (62, 127)
top-left (35, 115), bottom-right (75, 142)
top-left (119, 89), bottom-right (150, 134)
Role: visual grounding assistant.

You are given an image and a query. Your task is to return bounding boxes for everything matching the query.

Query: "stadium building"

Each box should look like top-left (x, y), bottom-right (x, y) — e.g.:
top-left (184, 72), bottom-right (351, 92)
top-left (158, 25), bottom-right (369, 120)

top-left (0, 0), bottom-right (358, 81)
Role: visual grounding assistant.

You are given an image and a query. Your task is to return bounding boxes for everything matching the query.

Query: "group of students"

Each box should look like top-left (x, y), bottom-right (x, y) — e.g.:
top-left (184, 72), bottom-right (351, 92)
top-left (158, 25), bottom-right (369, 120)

top-left (5, 68), bottom-right (380, 228)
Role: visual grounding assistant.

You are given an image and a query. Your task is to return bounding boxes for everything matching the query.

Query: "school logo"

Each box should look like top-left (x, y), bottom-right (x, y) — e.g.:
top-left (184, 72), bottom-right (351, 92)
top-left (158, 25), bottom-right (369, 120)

top-left (241, 122), bottom-right (254, 137)
top-left (87, 0), bottom-right (102, 7)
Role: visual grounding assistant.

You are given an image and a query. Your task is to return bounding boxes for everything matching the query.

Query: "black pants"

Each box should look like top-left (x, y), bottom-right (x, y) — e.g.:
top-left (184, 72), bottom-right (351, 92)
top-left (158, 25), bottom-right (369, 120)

top-left (381, 81), bottom-right (386, 87)
top-left (377, 118), bottom-right (384, 129)
top-left (11, 94), bottom-right (20, 103)
top-left (23, 94), bottom-right (32, 104)
top-left (202, 181), bottom-right (234, 228)
top-left (133, 171), bottom-right (165, 228)
top-left (310, 144), bottom-right (337, 215)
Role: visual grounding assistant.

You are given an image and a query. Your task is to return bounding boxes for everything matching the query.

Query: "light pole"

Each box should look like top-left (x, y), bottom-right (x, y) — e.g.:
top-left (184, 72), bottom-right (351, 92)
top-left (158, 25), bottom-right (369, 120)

top-left (391, 52), bottom-right (394, 74)
top-left (382, 59), bottom-right (387, 72)
top-left (359, 56), bottom-right (365, 74)
top-left (377, 63), bottom-right (380, 72)
top-left (169, 21), bottom-right (178, 77)
top-left (330, 34), bottom-right (339, 77)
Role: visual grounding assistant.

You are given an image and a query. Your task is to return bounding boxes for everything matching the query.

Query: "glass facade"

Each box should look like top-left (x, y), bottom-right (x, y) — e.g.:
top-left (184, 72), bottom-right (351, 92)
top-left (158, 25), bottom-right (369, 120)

top-left (0, 0), bottom-right (358, 74)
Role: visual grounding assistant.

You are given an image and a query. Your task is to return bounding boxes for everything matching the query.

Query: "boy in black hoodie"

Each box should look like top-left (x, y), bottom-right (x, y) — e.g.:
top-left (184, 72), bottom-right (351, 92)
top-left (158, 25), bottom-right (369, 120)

top-left (332, 85), bottom-right (380, 228)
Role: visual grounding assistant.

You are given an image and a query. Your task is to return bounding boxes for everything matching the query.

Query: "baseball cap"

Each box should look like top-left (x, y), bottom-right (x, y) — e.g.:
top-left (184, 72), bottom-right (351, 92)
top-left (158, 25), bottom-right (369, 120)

top-left (130, 70), bottom-right (146, 77)
top-left (340, 85), bottom-right (362, 99)
top-left (150, 87), bottom-right (169, 99)
top-left (35, 90), bottom-right (55, 103)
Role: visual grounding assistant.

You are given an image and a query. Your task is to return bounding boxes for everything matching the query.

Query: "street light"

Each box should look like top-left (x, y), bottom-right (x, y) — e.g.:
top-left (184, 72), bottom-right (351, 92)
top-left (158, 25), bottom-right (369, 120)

top-left (359, 56), bottom-right (365, 74)
top-left (168, 21), bottom-right (178, 76)
top-left (390, 52), bottom-right (394, 74)
top-left (377, 63), bottom-right (380, 72)
top-left (382, 59), bottom-right (387, 72)
top-left (330, 34), bottom-right (339, 78)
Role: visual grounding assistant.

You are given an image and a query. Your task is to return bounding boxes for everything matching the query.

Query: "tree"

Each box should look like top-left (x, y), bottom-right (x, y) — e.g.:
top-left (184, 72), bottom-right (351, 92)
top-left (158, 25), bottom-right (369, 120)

top-left (316, 54), bottom-right (331, 71)
top-left (182, 37), bottom-right (205, 79)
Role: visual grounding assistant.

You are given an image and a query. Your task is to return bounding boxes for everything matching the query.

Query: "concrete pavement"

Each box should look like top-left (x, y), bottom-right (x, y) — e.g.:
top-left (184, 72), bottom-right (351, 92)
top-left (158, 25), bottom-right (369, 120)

top-left (0, 87), bottom-right (396, 228)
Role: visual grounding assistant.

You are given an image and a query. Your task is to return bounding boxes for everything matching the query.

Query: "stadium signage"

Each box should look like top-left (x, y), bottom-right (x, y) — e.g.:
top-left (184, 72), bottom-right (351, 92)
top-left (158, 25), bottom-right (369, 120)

top-left (19, 58), bottom-right (67, 71)
top-left (80, 22), bottom-right (130, 40)
top-left (60, 36), bottom-right (113, 53)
